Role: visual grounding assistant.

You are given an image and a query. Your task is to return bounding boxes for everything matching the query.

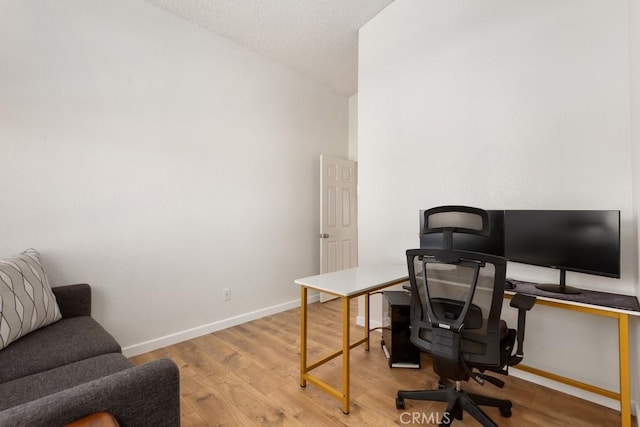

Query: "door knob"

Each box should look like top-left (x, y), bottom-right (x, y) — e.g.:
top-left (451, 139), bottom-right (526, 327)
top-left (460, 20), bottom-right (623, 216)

top-left (317, 233), bottom-right (330, 238)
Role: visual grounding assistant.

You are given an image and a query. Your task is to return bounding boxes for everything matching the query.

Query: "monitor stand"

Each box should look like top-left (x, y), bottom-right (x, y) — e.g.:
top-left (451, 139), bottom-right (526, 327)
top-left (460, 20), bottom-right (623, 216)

top-left (535, 269), bottom-right (582, 294)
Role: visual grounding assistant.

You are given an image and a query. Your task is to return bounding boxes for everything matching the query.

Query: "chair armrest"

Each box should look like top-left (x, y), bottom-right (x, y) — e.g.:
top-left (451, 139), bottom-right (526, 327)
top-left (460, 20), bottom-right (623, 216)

top-left (507, 294), bottom-right (537, 366)
top-left (0, 359), bottom-right (180, 427)
top-left (52, 284), bottom-right (92, 318)
top-left (509, 293), bottom-right (536, 311)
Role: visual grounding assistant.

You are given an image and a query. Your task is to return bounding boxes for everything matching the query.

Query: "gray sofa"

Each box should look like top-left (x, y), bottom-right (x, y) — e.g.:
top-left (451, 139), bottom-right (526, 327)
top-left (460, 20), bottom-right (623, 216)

top-left (0, 284), bottom-right (180, 427)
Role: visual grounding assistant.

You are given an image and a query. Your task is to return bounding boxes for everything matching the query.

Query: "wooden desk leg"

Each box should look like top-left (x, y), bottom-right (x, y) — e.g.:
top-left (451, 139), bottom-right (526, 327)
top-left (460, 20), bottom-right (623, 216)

top-left (618, 313), bottom-right (630, 427)
top-left (364, 293), bottom-right (370, 351)
top-left (300, 286), bottom-right (308, 388)
top-left (342, 296), bottom-right (350, 414)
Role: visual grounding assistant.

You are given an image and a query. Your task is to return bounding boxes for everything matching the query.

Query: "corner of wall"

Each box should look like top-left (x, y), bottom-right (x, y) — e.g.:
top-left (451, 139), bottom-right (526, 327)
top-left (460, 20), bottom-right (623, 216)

top-left (348, 93), bottom-right (358, 161)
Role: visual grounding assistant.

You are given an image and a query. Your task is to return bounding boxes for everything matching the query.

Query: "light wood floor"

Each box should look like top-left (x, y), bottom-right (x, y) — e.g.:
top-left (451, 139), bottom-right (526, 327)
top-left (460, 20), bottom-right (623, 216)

top-left (131, 298), bottom-right (627, 426)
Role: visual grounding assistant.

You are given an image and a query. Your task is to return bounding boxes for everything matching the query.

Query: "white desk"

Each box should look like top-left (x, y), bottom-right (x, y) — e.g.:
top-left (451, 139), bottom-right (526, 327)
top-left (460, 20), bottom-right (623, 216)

top-left (296, 266), bottom-right (639, 426)
top-left (295, 264), bottom-right (408, 414)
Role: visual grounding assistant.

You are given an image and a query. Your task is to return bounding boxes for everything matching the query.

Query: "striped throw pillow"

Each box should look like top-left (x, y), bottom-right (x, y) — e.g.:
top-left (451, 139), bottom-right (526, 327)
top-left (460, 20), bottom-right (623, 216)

top-left (0, 249), bottom-right (62, 350)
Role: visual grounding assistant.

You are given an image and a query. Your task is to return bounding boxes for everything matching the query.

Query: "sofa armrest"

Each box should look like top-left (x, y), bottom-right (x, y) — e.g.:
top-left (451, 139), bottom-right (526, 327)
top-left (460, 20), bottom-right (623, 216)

top-left (52, 284), bottom-right (92, 318)
top-left (0, 358), bottom-right (180, 427)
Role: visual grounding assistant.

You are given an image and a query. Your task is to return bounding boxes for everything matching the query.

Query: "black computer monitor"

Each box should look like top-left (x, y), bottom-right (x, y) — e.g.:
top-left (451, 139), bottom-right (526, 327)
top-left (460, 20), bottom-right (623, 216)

top-left (504, 210), bottom-right (620, 294)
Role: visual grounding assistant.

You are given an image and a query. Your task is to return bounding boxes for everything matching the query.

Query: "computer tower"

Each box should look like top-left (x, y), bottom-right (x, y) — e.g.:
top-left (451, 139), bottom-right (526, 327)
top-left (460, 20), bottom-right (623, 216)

top-left (381, 291), bottom-right (421, 368)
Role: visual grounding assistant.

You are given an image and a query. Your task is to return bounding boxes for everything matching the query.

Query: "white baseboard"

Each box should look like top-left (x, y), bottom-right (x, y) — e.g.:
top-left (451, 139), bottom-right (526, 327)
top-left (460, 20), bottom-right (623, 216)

top-left (122, 293), bottom-right (321, 358)
top-left (636, 400), bottom-right (640, 427)
top-left (356, 315), bottom-right (385, 330)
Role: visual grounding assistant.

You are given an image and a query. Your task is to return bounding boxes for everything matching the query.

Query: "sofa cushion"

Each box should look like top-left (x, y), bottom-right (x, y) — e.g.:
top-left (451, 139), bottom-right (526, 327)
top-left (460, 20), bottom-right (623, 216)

top-left (0, 249), bottom-right (62, 350)
top-left (0, 353), bottom-right (133, 411)
top-left (0, 316), bottom-right (121, 383)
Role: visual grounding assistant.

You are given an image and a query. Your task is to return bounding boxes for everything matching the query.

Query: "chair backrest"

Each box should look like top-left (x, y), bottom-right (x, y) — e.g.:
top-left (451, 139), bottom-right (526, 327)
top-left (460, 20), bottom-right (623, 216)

top-left (407, 206), bottom-right (507, 380)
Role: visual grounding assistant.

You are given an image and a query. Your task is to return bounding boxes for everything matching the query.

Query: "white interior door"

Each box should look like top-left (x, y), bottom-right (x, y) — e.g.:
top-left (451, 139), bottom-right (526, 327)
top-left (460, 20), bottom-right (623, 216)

top-left (320, 156), bottom-right (358, 302)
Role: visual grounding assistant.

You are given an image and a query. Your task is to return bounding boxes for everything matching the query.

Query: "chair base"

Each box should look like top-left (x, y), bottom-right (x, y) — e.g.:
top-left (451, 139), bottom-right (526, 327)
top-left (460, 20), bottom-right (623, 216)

top-left (396, 383), bottom-right (512, 427)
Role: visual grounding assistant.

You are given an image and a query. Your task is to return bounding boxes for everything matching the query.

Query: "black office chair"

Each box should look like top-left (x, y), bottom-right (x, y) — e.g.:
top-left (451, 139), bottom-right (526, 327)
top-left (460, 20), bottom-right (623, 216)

top-left (396, 206), bottom-right (535, 427)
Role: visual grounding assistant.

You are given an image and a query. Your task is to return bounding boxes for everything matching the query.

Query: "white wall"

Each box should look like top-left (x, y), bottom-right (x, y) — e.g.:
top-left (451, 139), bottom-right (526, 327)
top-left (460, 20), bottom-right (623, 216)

top-left (629, 0), bottom-right (640, 420)
top-left (0, 0), bottom-right (348, 353)
top-left (359, 0), bottom-right (636, 408)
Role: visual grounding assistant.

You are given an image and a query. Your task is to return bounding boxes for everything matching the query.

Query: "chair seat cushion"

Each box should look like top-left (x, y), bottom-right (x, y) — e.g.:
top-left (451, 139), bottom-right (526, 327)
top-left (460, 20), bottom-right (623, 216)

top-left (0, 353), bottom-right (133, 411)
top-left (0, 316), bottom-right (121, 383)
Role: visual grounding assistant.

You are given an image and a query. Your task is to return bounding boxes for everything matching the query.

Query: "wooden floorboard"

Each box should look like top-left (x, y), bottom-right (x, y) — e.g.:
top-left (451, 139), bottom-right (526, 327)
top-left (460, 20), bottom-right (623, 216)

top-left (130, 299), bottom-right (629, 426)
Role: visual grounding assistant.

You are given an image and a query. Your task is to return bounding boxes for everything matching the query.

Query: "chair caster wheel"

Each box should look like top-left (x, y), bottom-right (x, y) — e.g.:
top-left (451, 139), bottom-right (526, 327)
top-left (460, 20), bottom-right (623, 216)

top-left (396, 397), bottom-right (405, 410)
top-left (499, 407), bottom-right (512, 418)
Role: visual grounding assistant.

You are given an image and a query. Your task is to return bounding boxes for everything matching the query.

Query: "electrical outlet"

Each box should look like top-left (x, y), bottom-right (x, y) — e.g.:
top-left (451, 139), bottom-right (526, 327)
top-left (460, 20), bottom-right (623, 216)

top-left (223, 288), bottom-right (231, 301)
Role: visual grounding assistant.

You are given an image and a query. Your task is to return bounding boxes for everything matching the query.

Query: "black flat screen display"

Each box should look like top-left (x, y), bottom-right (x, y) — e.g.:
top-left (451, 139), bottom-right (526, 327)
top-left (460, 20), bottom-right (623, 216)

top-left (504, 210), bottom-right (620, 278)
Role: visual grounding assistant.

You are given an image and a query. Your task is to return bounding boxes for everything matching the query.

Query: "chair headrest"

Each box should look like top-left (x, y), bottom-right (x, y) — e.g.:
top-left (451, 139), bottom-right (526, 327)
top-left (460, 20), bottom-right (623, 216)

top-left (423, 205), bottom-right (490, 236)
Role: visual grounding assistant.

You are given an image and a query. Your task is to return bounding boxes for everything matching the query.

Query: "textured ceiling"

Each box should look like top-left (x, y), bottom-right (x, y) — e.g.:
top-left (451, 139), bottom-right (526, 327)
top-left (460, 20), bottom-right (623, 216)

top-left (143, 0), bottom-right (395, 96)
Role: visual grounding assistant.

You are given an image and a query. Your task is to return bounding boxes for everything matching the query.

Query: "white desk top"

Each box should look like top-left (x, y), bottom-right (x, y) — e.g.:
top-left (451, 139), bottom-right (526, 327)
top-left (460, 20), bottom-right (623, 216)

top-left (295, 264), bottom-right (409, 297)
top-left (504, 289), bottom-right (640, 316)
top-left (296, 265), bottom-right (640, 315)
